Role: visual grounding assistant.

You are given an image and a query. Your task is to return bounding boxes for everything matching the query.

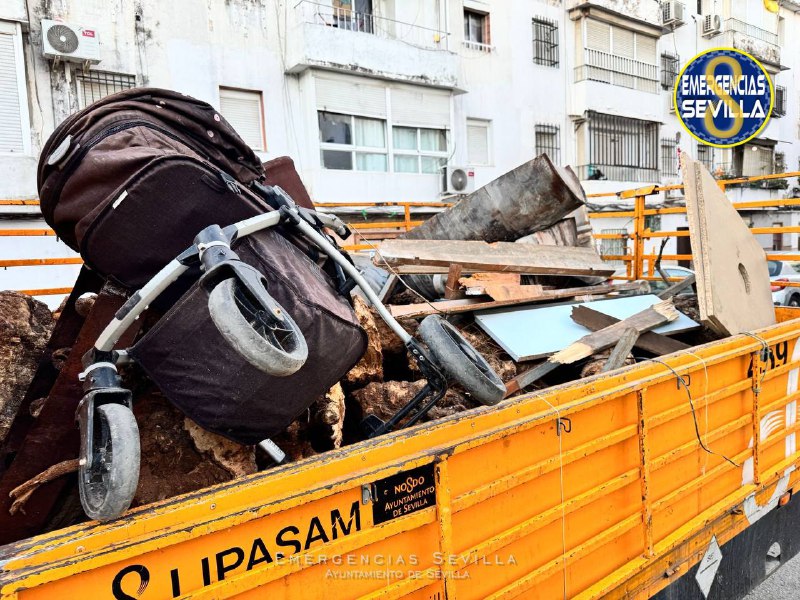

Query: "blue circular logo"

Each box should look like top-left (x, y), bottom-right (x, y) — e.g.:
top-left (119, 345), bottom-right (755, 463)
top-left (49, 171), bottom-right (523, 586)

top-left (674, 48), bottom-right (773, 148)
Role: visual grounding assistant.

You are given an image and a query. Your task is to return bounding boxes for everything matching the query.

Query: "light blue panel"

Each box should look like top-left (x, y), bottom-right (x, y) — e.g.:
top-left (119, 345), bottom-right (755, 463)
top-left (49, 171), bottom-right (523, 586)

top-left (475, 294), bottom-right (700, 362)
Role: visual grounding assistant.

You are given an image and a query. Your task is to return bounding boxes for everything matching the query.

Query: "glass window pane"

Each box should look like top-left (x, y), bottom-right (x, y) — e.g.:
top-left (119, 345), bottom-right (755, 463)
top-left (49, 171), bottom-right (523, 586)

top-left (354, 117), bottom-right (386, 148)
top-left (318, 112), bottom-right (352, 145)
top-left (321, 150), bottom-right (353, 170)
top-left (393, 127), bottom-right (417, 150)
top-left (356, 152), bottom-right (387, 171)
top-left (421, 156), bottom-right (445, 174)
top-left (420, 129), bottom-right (446, 152)
top-left (394, 155), bottom-right (419, 173)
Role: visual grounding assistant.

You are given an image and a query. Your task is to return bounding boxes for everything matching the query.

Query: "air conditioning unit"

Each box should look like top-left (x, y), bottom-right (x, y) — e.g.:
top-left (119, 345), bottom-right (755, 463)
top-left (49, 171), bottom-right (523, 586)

top-left (41, 20), bottom-right (101, 64)
top-left (443, 166), bottom-right (475, 195)
top-left (702, 14), bottom-right (722, 37)
top-left (661, 1), bottom-right (685, 27)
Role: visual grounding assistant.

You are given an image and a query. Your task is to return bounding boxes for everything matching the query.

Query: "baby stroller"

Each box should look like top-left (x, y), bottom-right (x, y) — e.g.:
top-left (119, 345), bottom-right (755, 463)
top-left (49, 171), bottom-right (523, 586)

top-left (38, 89), bottom-right (505, 522)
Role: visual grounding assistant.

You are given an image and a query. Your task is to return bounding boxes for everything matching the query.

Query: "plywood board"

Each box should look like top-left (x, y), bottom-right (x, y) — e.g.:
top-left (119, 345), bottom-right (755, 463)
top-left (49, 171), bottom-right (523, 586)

top-left (475, 294), bottom-right (700, 361)
top-left (681, 154), bottom-right (775, 335)
top-left (374, 239), bottom-right (615, 277)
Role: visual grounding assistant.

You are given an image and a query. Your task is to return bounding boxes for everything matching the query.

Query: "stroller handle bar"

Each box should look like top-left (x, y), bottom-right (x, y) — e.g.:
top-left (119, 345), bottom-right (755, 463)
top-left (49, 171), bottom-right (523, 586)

top-left (94, 207), bottom-right (411, 354)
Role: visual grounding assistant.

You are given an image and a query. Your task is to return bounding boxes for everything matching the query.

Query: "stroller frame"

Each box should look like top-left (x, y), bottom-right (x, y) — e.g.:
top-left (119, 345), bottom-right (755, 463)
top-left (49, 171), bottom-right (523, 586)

top-left (77, 186), bottom-right (504, 521)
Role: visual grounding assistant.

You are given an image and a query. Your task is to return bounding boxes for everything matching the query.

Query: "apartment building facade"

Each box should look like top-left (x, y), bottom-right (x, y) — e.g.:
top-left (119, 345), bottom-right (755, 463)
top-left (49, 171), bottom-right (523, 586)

top-left (1, 0), bottom-right (800, 299)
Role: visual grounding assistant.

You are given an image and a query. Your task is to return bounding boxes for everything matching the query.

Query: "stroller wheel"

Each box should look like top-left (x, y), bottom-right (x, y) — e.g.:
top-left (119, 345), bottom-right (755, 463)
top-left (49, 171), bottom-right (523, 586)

top-left (418, 315), bottom-right (506, 406)
top-left (79, 404), bottom-right (140, 522)
top-left (208, 278), bottom-right (308, 376)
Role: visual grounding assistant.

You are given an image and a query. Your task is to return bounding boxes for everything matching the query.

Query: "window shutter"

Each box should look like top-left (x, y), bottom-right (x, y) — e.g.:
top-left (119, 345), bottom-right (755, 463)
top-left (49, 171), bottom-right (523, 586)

top-left (586, 20), bottom-right (610, 52)
top-left (315, 75), bottom-right (387, 118)
top-left (0, 28), bottom-right (23, 153)
top-left (467, 120), bottom-right (489, 165)
top-left (636, 35), bottom-right (657, 64)
top-left (391, 85), bottom-right (450, 128)
top-left (612, 27), bottom-right (634, 58)
top-left (219, 88), bottom-right (264, 150)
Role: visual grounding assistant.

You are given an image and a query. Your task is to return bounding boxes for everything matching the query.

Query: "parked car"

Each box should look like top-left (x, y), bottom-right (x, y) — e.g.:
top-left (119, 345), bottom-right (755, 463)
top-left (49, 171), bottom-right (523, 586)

top-left (611, 266), bottom-right (695, 295)
top-left (769, 259), bottom-right (800, 306)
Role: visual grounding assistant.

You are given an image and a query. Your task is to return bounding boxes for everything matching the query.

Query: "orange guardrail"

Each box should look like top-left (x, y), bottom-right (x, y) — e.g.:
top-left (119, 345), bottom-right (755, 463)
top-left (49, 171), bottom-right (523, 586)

top-left (586, 170), bottom-right (800, 283)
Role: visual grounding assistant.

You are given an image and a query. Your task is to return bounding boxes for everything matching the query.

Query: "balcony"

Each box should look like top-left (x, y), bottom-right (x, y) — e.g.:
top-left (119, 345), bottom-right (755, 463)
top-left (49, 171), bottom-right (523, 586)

top-left (721, 19), bottom-right (781, 67)
top-left (287, 1), bottom-right (458, 88)
top-left (575, 49), bottom-right (659, 94)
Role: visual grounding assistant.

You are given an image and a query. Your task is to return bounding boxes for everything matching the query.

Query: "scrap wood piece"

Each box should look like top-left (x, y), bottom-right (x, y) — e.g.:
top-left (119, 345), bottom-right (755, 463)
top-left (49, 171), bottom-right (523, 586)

top-left (681, 154), bottom-right (775, 335)
top-left (345, 296), bottom-right (384, 387)
top-left (459, 273), bottom-right (544, 301)
top-left (504, 300), bottom-right (679, 396)
top-left (389, 281), bottom-right (648, 320)
top-left (657, 274), bottom-right (696, 300)
top-left (443, 264), bottom-right (464, 300)
top-left (570, 305), bottom-right (690, 355)
top-left (8, 459), bottom-right (79, 515)
top-left (601, 328), bottom-right (639, 373)
top-left (374, 239), bottom-right (615, 277)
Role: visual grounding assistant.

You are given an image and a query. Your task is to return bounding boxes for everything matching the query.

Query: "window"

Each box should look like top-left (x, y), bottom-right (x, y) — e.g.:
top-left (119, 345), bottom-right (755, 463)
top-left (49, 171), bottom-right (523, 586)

top-left (535, 124), bottom-right (560, 164)
top-left (697, 144), bottom-right (714, 171)
top-left (219, 88), bottom-right (266, 151)
top-left (332, 0), bottom-right (374, 34)
top-left (532, 17), bottom-right (558, 67)
top-left (467, 119), bottom-right (490, 166)
top-left (774, 86), bottom-right (786, 118)
top-left (661, 52), bottom-right (679, 90)
top-left (660, 138), bottom-right (678, 177)
top-left (315, 75), bottom-right (451, 173)
top-left (464, 9), bottom-right (491, 50)
top-left (579, 112), bottom-right (659, 182)
top-left (600, 228), bottom-right (627, 266)
top-left (76, 71), bottom-right (136, 110)
top-left (775, 151), bottom-right (786, 174)
top-left (0, 20), bottom-right (29, 154)
top-left (644, 214), bottom-right (661, 232)
top-left (735, 144), bottom-right (774, 177)
top-left (319, 112), bottom-right (387, 171)
top-left (393, 127), bottom-right (447, 174)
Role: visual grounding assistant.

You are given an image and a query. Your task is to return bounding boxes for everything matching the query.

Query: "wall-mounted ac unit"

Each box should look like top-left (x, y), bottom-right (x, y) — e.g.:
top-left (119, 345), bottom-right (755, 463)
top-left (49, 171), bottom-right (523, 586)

top-left (41, 20), bottom-right (101, 64)
top-left (661, 1), bottom-right (685, 27)
top-left (443, 166), bottom-right (475, 195)
top-left (702, 14), bottom-right (722, 37)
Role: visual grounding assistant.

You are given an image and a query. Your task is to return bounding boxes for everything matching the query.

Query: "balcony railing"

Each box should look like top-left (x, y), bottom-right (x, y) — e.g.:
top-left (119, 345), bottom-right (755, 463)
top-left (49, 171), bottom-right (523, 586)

top-left (575, 49), bottom-right (659, 94)
top-left (462, 39), bottom-right (494, 53)
top-left (295, 1), bottom-right (449, 51)
top-left (722, 18), bottom-right (780, 65)
top-left (576, 164), bottom-right (660, 183)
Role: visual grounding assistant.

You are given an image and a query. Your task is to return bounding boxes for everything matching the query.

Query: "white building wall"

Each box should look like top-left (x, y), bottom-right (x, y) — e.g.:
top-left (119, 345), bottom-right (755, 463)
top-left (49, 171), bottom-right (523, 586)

top-left (1, 0), bottom-right (800, 303)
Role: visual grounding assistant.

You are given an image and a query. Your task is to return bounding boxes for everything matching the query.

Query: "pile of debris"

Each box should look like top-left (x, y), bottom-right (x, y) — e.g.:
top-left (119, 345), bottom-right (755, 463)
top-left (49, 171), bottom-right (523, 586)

top-left (0, 153), bottom-right (777, 536)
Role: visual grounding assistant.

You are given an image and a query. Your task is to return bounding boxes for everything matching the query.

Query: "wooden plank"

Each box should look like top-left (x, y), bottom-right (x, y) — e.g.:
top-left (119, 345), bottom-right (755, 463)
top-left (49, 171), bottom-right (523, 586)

top-left (601, 328), bottom-right (639, 373)
top-left (388, 281), bottom-right (648, 319)
top-left (443, 264), bottom-right (463, 300)
top-left (681, 154), bottom-right (775, 335)
top-left (375, 239), bottom-right (615, 277)
top-left (377, 274), bottom-right (399, 303)
top-left (657, 273), bottom-right (696, 299)
top-left (507, 301), bottom-right (678, 392)
top-left (570, 305), bottom-right (690, 355)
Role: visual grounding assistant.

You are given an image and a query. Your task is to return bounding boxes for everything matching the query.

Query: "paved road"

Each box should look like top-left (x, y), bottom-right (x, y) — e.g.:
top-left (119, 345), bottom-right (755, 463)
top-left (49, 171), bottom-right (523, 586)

top-left (744, 551), bottom-right (800, 600)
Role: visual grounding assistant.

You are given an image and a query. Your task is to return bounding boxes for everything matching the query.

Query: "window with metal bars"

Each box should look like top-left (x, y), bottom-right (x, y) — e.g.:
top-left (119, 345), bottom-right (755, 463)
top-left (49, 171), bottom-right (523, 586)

top-left (697, 144), bottom-right (714, 171)
top-left (580, 111), bottom-right (659, 182)
top-left (774, 86), bottom-right (786, 118)
top-left (535, 124), bottom-right (560, 164)
top-left (775, 151), bottom-right (786, 174)
top-left (532, 17), bottom-right (558, 67)
top-left (75, 71), bottom-right (136, 109)
top-left (661, 52), bottom-right (679, 90)
top-left (660, 138), bottom-right (678, 177)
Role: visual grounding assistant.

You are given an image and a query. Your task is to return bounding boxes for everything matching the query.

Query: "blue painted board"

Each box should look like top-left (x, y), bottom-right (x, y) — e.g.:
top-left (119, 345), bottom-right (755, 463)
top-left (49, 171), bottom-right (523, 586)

top-left (474, 294), bottom-right (700, 361)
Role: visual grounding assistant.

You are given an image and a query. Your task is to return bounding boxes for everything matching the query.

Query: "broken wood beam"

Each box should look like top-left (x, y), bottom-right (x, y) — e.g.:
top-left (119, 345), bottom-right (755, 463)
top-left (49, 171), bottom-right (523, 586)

top-left (601, 328), bottom-right (639, 373)
top-left (657, 274), bottom-right (696, 299)
top-left (375, 239), bottom-right (615, 277)
top-left (443, 264), bottom-right (464, 300)
top-left (570, 305), bottom-right (690, 355)
top-left (505, 300), bottom-right (679, 394)
top-left (389, 281), bottom-right (649, 319)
